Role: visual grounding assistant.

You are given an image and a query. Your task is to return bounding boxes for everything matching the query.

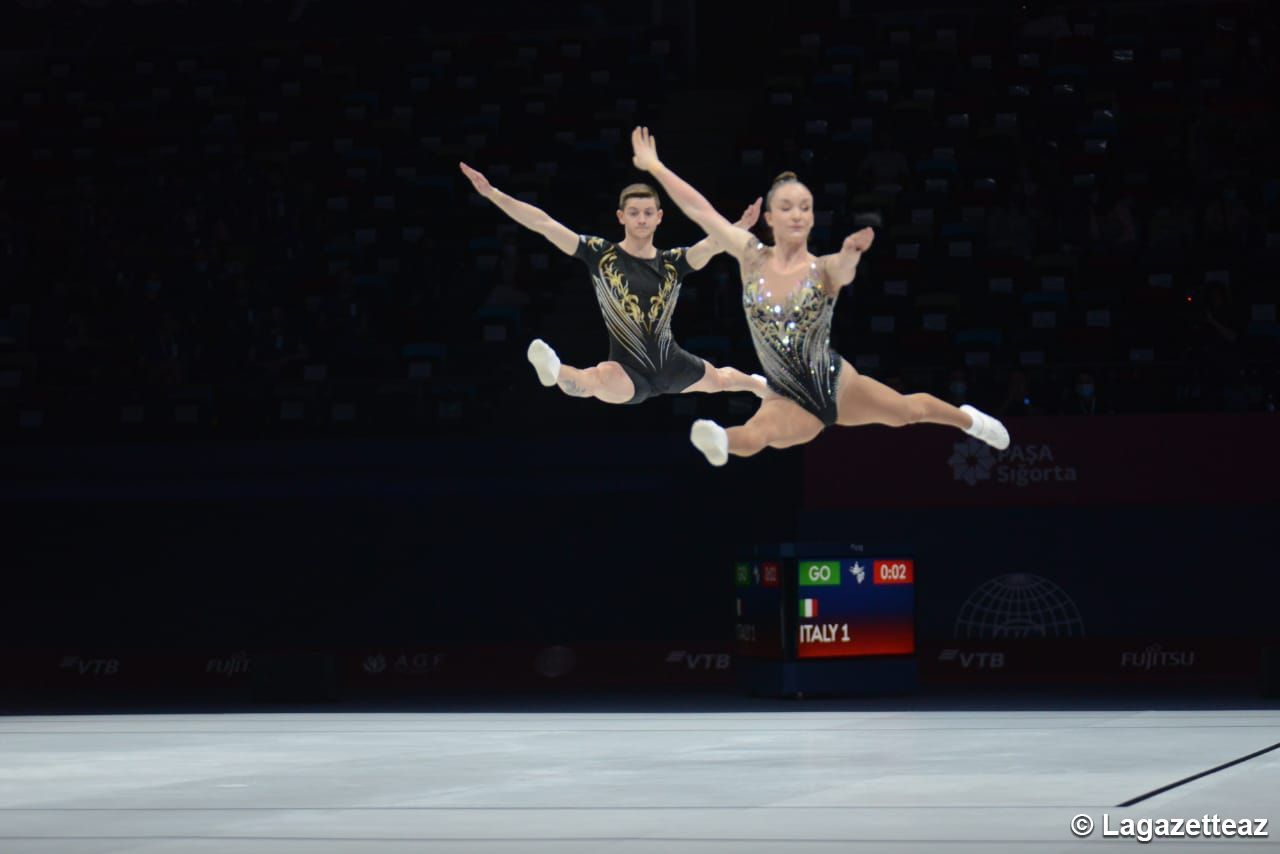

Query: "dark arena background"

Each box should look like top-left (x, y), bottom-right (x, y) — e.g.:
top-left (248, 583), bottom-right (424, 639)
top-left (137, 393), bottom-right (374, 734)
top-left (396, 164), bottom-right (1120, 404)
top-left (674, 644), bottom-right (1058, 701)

top-left (2, 1), bottom-right (1277, 851)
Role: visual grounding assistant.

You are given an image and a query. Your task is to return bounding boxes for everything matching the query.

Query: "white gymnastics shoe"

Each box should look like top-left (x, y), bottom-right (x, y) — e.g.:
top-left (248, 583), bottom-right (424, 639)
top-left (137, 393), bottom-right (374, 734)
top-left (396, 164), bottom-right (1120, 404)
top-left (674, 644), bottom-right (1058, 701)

top-left (960, 404), bottom-right (1010, 451)
top-left (526, 338), bottom-right (561, 387)
top-left (690, 419), bottom-right (729, 466)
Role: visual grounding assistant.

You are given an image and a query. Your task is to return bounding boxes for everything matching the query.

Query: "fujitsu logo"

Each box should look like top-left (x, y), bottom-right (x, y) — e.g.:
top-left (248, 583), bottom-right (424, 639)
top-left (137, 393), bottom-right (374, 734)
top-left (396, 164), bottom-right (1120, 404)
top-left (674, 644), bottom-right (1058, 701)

top-left (206, 651), bottom-right (250, 678)
top-left (1120, 644), bottom-right (1196, 670)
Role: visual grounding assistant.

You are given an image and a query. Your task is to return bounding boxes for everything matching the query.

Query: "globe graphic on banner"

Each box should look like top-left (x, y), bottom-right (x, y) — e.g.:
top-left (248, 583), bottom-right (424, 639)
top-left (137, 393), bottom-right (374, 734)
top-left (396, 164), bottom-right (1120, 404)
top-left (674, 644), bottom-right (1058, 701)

top-left (955, 573), bottom-right (1085, 638)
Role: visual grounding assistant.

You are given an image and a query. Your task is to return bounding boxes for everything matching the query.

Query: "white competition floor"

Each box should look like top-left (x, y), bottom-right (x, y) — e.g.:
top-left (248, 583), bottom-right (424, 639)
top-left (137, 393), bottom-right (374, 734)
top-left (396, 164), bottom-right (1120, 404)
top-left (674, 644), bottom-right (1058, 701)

top-left (1, 699), bottom-right (1277, 853)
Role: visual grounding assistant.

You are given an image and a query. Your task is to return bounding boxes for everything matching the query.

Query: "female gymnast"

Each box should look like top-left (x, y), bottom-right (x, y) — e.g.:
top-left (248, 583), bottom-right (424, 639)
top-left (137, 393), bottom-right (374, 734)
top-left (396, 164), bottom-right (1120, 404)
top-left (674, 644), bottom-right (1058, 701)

top-left (627, 128), bottom-right (1010, 465)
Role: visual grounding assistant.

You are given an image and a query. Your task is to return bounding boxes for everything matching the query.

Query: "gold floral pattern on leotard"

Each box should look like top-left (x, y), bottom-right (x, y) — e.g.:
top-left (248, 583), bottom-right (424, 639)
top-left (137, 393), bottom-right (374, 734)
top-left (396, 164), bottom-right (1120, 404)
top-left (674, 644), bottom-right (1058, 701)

top-left (648, 252), bottom-right (682, 329)
top-left (740, 240), bottom-right (840, 417)
top-left (598, 246), bottom-right (644, 324)
top-left (584, 237), bottom-right (682, 370)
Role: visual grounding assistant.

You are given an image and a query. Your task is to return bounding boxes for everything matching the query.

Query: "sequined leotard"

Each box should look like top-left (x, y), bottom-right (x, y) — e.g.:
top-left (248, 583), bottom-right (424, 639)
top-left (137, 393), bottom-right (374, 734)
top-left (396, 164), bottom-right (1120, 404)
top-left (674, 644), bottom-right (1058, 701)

top-left (740, 239), bottom-right (842, 426)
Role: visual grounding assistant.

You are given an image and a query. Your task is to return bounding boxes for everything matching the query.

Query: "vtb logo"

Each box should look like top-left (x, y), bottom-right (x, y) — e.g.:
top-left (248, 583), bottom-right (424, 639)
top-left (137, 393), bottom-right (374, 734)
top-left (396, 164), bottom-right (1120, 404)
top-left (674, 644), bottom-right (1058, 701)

top-left (60, 656), bottom-right (119, 676)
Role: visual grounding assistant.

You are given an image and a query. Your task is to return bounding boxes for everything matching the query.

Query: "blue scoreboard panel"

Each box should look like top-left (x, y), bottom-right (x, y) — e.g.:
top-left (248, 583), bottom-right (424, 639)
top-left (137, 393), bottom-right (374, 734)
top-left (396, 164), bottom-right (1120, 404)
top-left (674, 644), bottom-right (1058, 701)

top-left (795, 558), bottom-right (915, 658)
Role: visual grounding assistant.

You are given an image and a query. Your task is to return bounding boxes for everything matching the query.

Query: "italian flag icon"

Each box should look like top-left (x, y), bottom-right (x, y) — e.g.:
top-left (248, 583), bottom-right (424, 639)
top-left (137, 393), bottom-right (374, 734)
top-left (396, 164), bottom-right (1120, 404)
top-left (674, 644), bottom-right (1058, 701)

top-left (800, 598), bottom-right (818, 618)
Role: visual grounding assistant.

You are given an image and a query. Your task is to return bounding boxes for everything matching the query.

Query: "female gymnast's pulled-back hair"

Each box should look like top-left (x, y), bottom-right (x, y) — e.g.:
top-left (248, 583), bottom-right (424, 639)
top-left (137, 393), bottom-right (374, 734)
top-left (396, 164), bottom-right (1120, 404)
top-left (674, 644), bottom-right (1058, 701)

top-left (766, 171), bottom-right (801, 210)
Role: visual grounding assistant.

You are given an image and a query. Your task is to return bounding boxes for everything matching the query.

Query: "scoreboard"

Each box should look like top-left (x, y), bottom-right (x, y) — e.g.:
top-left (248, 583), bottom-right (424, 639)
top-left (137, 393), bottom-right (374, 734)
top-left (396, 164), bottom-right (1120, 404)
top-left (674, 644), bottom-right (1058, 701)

top-left (734, 560), bottom-right (784, 658)
top-left (735, 549), bottom-right (916, 661)
top-left (795, 558), bottom-right (915, 658)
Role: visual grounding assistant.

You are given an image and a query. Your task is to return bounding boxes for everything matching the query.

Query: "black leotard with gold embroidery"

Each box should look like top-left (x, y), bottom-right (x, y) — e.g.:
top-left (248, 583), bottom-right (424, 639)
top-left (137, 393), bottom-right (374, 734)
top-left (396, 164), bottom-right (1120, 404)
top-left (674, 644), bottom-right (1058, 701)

top-left (574, 235), bottom-right (706, 403)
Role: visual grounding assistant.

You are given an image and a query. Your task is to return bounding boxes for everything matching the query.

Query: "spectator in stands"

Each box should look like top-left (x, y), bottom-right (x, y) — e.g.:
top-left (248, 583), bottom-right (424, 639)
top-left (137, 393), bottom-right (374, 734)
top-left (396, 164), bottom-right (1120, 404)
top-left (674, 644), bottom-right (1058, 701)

top-left (1203, 183), bottom-right (1252, 252)
top-left (1061, 371), bottom-right (1104, 415)
top-left (1197, 282), bottom-right (1242, 367)
top-left (943, 368), bottom-right (971, 407)
top-left (1089, 188), bottom-right (1138, 254)
top-left (997, 370), bottom-right (1044, 417)
top-left (1146, 193), bottom-right (1196, 262)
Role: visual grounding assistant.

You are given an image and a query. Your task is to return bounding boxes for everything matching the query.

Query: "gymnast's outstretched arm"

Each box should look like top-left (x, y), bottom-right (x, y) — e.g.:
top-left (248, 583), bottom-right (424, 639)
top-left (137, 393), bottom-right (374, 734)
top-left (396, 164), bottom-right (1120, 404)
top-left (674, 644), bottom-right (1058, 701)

top-left (821, 227), bottom-right (876, 290)
top-left (685, 197), bottom-right (763, 270)
top-left (630, 127), bottom-right (756, 262)
top-left (459, 161), bottom-right (578, 256)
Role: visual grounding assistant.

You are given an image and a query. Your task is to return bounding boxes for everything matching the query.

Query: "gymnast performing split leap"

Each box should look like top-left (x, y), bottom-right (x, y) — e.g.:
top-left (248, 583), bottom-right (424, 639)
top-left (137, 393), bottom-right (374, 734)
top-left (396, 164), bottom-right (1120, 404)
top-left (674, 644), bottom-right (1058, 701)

top-left (460, 162), bottom-right (768, 404)
top-left (628, 127), bottom-right (1010, 465)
